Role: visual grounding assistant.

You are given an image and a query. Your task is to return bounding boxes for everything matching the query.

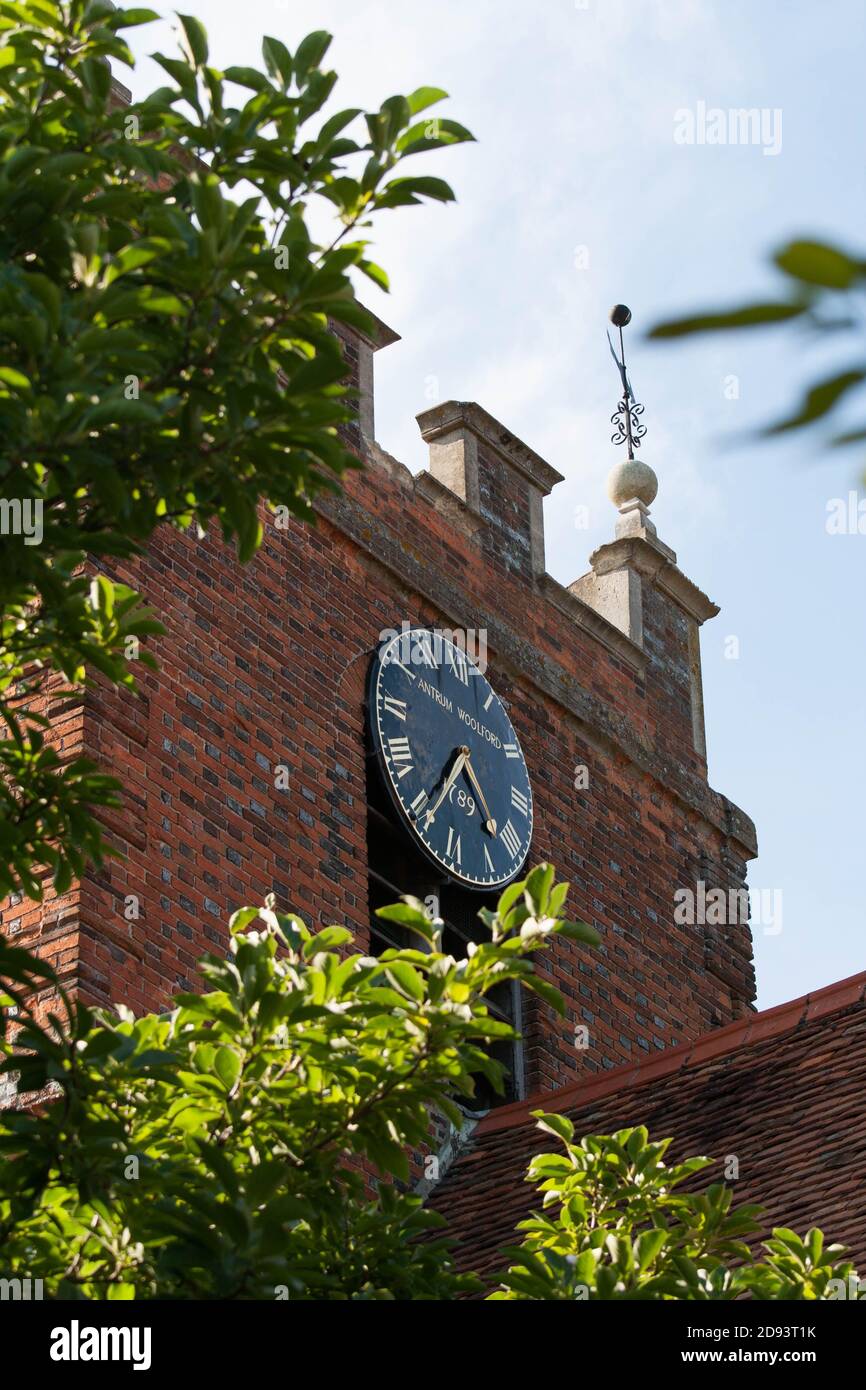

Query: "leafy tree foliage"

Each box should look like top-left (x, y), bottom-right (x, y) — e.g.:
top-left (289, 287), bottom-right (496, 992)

top-left (492, 1112), bottom-right (858, 1301)
top-left (0, 0), bottom-right (473, 899)
top-left (1, 863), bottom-right (848, 1302)
top-left (0, 867), bottom-right (599, 1299)
top-left (649, 238), bottom-right (866, 453)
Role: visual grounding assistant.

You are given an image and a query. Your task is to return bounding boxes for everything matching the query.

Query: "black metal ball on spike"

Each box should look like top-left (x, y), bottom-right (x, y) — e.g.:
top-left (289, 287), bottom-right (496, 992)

top-left (606, 304), bottom-right (646, 460)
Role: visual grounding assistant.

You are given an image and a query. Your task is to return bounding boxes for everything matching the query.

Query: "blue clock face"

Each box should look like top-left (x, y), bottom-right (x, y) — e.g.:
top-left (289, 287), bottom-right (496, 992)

top-left (368, 628), bottom-right (533, 889)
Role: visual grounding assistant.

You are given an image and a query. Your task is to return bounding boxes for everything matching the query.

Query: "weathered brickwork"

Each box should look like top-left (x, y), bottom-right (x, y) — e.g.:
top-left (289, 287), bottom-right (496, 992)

top-left (1, 318), bottom-right (758, 1101)
top-left (476, 442), bottom-right (533, 579)
top-left (2, 675), bottom-right (83, 998)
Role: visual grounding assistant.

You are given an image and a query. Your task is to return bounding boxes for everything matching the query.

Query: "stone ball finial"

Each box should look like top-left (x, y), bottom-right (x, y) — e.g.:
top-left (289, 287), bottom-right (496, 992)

top-left (606, 457), bottom-right (658, 510)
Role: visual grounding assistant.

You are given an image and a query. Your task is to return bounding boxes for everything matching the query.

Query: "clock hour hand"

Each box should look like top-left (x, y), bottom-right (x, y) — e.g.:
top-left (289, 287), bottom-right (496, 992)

top-left (423, 749), bottom-right (467, 829)
top-left (462, 754), bottom-right (497, 836)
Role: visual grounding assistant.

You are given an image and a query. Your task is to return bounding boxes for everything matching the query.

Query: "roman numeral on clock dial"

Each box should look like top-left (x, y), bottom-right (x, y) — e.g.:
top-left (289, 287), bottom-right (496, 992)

top-left (503, 744), bottom-right (520, 759)
top-left (387, 736), bottom-right (413, 778)
top-left (386, 655), bottom-right (416, 681)
top-left (409, 789), bottom-right (428, 818)
top-left (511, 786), bottom-right (529, 816)
top-left (483, 845), bottom-right (494, 873)
top-left (382, 695), bottom-right (407, 721)
top-left (448, 648), bottom-right (469, 684)
top-left (446, 827), bottom-right (462, 865)
top-left (500, 819), bottom-right (522, 859)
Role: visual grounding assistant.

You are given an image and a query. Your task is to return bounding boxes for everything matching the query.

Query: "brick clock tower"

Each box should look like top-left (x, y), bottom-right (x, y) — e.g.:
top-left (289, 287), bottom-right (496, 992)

top-left (3, 307), bottom-right (757, 1111)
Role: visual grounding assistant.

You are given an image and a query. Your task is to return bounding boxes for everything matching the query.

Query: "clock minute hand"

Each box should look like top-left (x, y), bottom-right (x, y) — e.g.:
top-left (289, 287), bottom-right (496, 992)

top-left (463, 754), bottom-right (497, 836)
top-left (423, 749), bottom-right (467, 829)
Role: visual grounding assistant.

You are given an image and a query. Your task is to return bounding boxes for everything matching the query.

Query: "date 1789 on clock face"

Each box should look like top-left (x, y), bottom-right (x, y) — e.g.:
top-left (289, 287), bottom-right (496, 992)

top-left (367, 628), bottom-right (533, 889)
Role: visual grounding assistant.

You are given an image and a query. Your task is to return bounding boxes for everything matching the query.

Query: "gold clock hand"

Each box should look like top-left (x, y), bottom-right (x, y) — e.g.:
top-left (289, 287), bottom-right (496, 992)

top-left (423, 749), bottom-right (467, 829)
top-left (463, 754), bottom-right (497, 835)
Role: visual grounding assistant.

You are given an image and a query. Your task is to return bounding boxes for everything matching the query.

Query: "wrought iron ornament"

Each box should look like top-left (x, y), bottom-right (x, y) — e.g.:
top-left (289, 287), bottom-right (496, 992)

top-left (607, 304), bottom-right (647, 459)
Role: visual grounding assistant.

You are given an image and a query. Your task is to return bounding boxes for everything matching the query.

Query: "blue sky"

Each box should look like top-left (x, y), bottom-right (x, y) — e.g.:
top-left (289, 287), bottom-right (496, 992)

top-left (124, 0), bottom-right (866, 1009)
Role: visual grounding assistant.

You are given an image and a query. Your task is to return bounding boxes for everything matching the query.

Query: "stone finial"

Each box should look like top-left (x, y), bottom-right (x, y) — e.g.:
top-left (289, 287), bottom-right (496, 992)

top-left (571, 440), bottom-right (718, 761)
top-left (607, 456), bottom-right (658, 509)
top-left (606, 455), bottom-right (666, 547)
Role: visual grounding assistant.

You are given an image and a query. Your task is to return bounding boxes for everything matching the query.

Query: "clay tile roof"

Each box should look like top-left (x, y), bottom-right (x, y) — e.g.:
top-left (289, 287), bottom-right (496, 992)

top-left (428, 972), bottom-right (866, 1288)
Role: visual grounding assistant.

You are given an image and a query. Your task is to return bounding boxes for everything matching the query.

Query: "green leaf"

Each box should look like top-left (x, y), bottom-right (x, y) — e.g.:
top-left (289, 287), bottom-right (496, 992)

top-left (524, 977), bottom-right (565, 1013)
top-left (81, 398), bottom-right (162, 428)
top-left (496, 879), bottom-right (527, 920)
top-left (316, 107), bottom-right (362, 145)
top-left (303, 926), bottom-right (353, 955)
top-left (375, 902), bottom-right (434, 942)
top-left (806, 1228), bottom-right (824, 1264)
top-left (152, 51), bottom-right (199, 101)
top-left (229, 906), bottom-right (259, 932)
top-left (527, 1154), bottom-right (573, 1176)
top-left (557, 919), bottom-right (601, 947)
top-left (213, 1047), bottom-right (241, 1091)
top-left (624, 1126), bottom-right (649, 1160)
top-left (762, 369), bottom-right (866, 435)
top-left (396, 117), bottom-right (475, 155)
top-left (384, 960), bottom-right (425, 1001)
top-left (648, 302), bottom-right (805, 339)
top-left (105, 237), bottom-right (171, 282)
top-left (774, 239), bottom-right (862, 289)
top-left (771, 1227), bottom-right (806, 1251)
top-left (532, 1110), bottom-right (575, 1144)
top-left (0, 366), bottom-right (31, 390)
top-left (524, 863), bottom-right (554, 915)
top-left (358, 259), bottom-right (389, 291)
top-left (235, 513), bottom-right (263, 565)
top-left (831, 426), bottom-right (866, 447)
top-left (103, 286), bottom-right (185, 318)
top-left (294, 30), bottom-right (331, 81)
top-left (109, 8), bottom-right (160, 27)
top-left (262, 35), bottom-right (292, 87)
top-left (177, 13), bottom-right (209, 68)
top-left (90, 575), bottom-right (115, 617)
top-left (223, 66), bottom-right (270, 92)
top-left (406, 86), bottom-right (448, 115)
top-left (378, 174), bottom-right (456, 206)
top-left (83, 1029), bottom-right (123, 1060)
top-left (365, 1131), bottom-right (410, 1182)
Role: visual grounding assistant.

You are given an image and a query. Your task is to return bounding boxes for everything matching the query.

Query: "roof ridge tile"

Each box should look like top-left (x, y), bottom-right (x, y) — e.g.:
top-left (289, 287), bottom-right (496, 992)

top-left (475, 971), bottom-right (866, 1138)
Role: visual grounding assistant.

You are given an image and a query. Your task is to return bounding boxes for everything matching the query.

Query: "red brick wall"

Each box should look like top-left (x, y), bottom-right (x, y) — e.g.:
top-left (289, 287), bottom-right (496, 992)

top-left (2, 675), bottom-right (83, 998)
top-left (476, 441), bottom-right (533, 578)
top-left (1, 326), bottom-right (757, 1099)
